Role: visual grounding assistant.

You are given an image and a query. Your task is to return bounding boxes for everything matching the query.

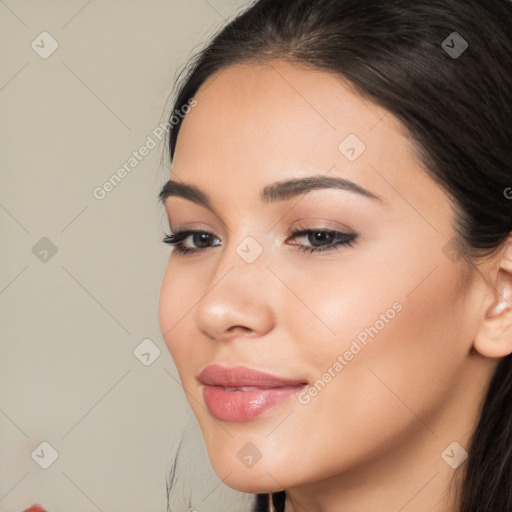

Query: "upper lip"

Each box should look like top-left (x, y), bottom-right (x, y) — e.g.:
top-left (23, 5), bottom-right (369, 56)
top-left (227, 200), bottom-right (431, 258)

top-left (198, 364), bottom-right (307, 388)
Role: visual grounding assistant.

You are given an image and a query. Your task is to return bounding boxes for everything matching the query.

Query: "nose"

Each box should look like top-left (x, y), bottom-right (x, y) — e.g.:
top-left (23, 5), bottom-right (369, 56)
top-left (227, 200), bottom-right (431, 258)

top-left (195, 250), bottom-right (275, 341)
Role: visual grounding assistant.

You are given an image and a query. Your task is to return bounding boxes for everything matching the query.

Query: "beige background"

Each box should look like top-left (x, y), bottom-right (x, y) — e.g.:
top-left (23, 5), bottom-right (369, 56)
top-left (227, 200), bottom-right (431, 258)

top-left (0, 1), bottom-right (255, 511)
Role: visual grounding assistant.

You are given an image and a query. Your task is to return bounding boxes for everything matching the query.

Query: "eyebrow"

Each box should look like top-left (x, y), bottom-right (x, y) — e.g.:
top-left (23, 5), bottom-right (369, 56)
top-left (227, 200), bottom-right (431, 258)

top-left (158, 175), bottom-right (382, 210)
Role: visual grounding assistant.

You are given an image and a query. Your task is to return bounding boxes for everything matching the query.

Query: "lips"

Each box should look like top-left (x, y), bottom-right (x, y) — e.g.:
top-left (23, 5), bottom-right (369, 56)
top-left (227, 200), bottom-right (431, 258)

top-left (198, 364), bottom-right (306, 388)
top-left (198, 365), bottom-right (307, 422)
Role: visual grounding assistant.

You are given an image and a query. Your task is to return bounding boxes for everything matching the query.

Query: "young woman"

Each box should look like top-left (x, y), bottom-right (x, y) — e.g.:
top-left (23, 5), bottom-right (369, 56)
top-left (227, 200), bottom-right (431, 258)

top-left (158, 1), bottom-right (512, 510)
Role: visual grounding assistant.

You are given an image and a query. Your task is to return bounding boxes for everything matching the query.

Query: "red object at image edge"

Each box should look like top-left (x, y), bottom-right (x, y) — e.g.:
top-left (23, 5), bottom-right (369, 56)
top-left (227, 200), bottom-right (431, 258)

top-left (23, 506), bottom-right (48, 512)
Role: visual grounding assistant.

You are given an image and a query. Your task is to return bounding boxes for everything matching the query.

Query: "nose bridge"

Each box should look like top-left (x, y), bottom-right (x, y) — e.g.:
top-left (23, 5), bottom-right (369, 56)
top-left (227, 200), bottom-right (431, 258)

top-left (211, 231), bottom-right (270, 301)
top-left (212, 227), bottom-right (269, 283)
top-left (194, 232), bottom-right (274, 339)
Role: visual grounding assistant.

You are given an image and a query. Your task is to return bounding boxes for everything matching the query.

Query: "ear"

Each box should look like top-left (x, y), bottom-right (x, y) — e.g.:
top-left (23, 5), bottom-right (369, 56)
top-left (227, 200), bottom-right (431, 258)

top-left (473, 241), bottom-right (512, 358)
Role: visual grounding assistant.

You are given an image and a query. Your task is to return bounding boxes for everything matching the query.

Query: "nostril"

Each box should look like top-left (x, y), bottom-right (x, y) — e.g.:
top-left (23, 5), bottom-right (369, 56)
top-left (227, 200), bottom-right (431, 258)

top-left (227, 325), bottom-right (252, 334)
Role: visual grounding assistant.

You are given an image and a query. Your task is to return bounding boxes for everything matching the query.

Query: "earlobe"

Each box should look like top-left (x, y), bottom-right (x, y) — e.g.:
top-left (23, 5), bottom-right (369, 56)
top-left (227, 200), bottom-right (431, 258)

top-left (473, 242), bottom-right (512, 358)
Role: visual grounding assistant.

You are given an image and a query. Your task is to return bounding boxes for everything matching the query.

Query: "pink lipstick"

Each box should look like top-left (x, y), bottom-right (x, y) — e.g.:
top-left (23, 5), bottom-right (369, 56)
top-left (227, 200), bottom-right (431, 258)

top-left (198, 365), bottom-right (307, 422)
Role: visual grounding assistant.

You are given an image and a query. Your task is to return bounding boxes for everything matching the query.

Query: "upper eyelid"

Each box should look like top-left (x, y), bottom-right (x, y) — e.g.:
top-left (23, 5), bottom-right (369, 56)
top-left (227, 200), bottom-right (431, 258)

top-left (287, 217), bottom-right (355, 233)
top-left (166, 206), bottom-right (232, 234)
top-left (169, 217), bottom-right (354, 234)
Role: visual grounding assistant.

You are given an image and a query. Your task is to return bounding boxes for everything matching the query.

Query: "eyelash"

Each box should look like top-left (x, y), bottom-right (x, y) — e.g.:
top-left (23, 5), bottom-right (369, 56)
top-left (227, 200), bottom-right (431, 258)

top-left (162, 226), bottom-right (357, 255)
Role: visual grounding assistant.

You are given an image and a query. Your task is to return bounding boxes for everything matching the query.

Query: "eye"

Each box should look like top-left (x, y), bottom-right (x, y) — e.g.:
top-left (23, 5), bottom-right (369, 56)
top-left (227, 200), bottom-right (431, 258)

top-left (162, 226), bottom-right (357, 256)
top-left (162, 229), bottom-right (221, 254)
top-left (287, 228), bottom-right (357, 253)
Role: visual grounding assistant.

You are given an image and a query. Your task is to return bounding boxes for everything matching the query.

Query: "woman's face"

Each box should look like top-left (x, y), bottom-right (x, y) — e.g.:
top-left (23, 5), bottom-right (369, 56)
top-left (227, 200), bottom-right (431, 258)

top-left (158, 61), bottom-right (483, 493)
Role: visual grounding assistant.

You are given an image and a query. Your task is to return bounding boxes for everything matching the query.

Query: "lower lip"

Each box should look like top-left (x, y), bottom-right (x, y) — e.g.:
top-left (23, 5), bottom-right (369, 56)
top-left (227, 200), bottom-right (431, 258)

top-left (202, 384), bottom-right (306, 422)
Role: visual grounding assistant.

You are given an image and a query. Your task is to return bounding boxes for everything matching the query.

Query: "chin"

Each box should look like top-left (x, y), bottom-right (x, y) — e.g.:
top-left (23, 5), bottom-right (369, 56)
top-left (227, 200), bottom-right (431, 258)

top-left (203, 442), bottom-right (295, 493)
top-left (217, 469), bottom-right (288, 494)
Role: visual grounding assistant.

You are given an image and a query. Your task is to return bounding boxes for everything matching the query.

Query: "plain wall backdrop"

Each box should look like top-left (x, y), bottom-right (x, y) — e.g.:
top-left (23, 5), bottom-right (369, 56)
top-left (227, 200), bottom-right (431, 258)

top-left (0, 1), bottom-right (255, 511)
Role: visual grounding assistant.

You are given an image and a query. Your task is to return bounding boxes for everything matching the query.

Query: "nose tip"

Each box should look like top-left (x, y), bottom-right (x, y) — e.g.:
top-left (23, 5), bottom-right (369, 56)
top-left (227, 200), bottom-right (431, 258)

top-left (195, 266), bottom-right (275, 342)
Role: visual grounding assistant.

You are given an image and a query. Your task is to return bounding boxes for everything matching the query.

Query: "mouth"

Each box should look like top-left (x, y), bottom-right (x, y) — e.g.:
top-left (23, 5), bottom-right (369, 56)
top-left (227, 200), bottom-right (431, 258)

top-left (222, 385), bottom-right (295, 391)
top-left (198, 365), bottom-right (308, 422)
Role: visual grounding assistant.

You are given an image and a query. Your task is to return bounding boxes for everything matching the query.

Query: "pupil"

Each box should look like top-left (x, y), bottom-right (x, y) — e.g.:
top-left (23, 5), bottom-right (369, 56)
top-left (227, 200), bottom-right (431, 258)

top-left (310, 231), bottom-right (333, 246)
top-left (195, 233), bottom-right (211, 247)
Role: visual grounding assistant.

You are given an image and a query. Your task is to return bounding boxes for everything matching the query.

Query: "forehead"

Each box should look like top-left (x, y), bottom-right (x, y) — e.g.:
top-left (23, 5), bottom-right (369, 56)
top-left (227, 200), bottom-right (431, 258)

top-left (171, 60), bottom-right (440, 214)
top-left (176, 60), bottom-right (399, 163)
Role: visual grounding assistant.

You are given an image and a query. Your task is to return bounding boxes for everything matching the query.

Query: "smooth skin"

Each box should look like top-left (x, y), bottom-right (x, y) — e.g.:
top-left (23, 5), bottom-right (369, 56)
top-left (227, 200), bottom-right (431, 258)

top-left (158, 60), bottom-right (512, 512)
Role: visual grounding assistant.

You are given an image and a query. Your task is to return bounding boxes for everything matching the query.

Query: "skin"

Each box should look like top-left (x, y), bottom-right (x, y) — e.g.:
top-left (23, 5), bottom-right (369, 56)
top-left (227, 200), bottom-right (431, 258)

top-left (158, 60), bottom-right (512, 512)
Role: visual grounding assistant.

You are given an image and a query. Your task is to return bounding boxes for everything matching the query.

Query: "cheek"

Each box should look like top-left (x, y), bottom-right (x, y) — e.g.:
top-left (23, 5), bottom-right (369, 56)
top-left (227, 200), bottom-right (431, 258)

top-left (280, 228), bottom-right (468, 380)
top-left (277, 252), bottom-right (467, 455)
top-left (158, 262), bottom-right (200, 368)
